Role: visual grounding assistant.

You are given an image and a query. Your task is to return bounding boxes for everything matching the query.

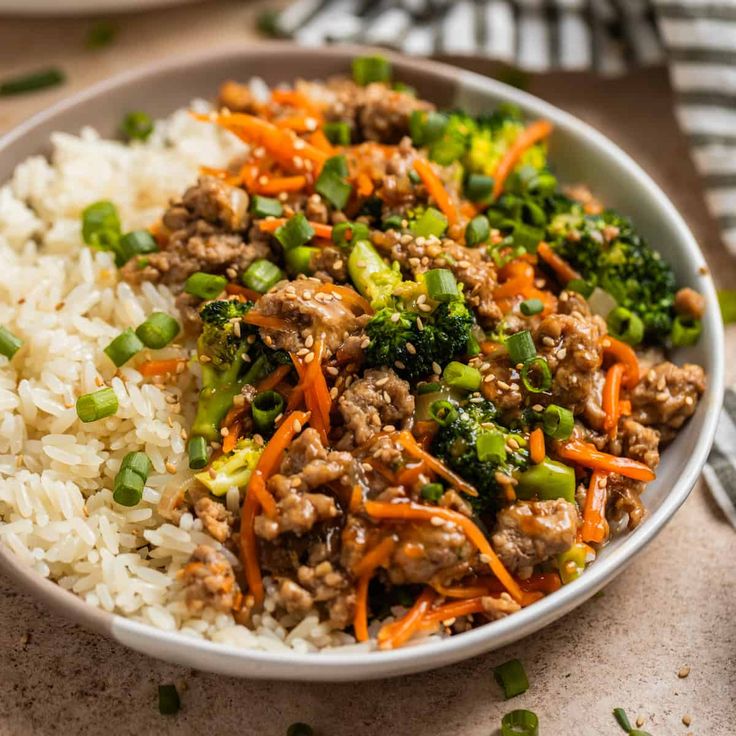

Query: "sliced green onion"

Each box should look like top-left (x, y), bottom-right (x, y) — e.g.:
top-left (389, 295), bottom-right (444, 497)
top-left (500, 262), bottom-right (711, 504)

top-left (121, 111), bottom-right (153, 142)
top-left (393, 81), bottom-right (416, 96)
top-left (252, 390), bottom-right (285, 434)
top-left (118, 230), bottom-right (158, 264)
top-left (466, 333), bottom-right (481, 356)
top-left (323, 121), bottom-right (351, 145)
top-left (443, 361), bottom-right (481, 391)
top-left (465, 215), bottom-right (490, 246)
top-left (286, 724), bottom-right (313, 736)
top-left (250, 195), bottom-right (283, 219)
top-left (104, 328), bottom-right (144, 367)
top-left (465, 173), bottom-right (494, 202)
top-left (382, 214), bottom-right (404, 231)
top-left (542, 404), bottom-right (574, 439)
top-left (322, 154), bottom-right (350, 178)
top-left (566, 278), bottom-right (594, 298)
top-left (408, 169), bottom-right (422, 185)
top-left (607, 307), bottom-right (644, 346)
top-left (184, 272), bottom-right (227, 300)
top-left (409, 111), bottom-right (449, 146)
top-left (315, 169), bottom-right (352, 210)
top-left (558, 542), bottom-right (588, 584)
top-left (332, 221), bottom-right (370, 248)
top-left (424, 268), bottom-right (458, 302)
top-left (120, 451), bottom-right (152, 480)
top-left (501, 709), bottom-right (538, 736)
top-left (0, 67), bottom-right (65, 96)
top-left (416, 381), bottom-right (442, 395)
top-left (76, 387), bottom-right (118, 423)
top-left (718, 288), bottom-right (736, 324)
top-left (285, 245), bottom-right (316, 275)
top-left (410, 207), bottom-right (448, 239)
top-left (0, 326), bottom-right (22, 359)
top-left (242, 259), bottom-right (284, 293)
top-left (81, 200), bottom-right (121, 253)
top-left (188, 436), bottom-right (209, 470)
top-left (135, 312), bottom-right (180, 349)
top-left (421, 482), bottom-right (444, 502)
top-left (510, 223), bottom-right (544, 251)
top-left (275, 213), bottom-right (314, 251)
top-left (520, 298), bottom-right (543, 316)
top-left (429, 400), bottom-right (458, 427)
top-left (494, 658), bottom-right (529, 699)
top-left (352, 55), bottom-right (392, 86)
top-left (158, 684), bottom-right (181, 716)
top-left (613, 708), bottom-right (632, 733)
top-left (505, 330), bottom-right (536, 365)
top-left (429, 137), bottom-right (465, 166)
top-left (515, 458), bottom-right (576, 504)
top-left (671, 315), bottom-right (702, 347)
top-left (521, 357), bottom-right (552, 393)
top-left (476, 431), bottom-right (507, 464)
top-left (113, 467), bottom-right (144, 507)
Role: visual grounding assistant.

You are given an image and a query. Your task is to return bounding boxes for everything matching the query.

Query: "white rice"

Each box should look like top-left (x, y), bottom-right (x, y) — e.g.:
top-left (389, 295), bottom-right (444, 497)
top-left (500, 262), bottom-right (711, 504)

top-left (0, 102), bottom-right (362, 652)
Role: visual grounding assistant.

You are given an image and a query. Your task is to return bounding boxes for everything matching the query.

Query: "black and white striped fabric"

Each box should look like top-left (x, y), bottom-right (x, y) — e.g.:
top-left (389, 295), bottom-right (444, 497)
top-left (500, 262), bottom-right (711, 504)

top-left (704, 388), bottom-right (736, 527)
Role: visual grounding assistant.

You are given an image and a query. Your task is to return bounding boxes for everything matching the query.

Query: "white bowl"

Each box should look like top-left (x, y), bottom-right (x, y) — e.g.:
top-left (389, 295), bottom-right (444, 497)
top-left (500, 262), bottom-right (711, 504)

top-left (0, 44), bottom-right (724, 681)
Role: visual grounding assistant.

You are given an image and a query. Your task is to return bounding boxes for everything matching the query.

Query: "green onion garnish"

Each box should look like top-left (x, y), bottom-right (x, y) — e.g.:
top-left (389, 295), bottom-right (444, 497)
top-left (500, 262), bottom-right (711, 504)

top-left (501, 709), bottom-right (538, 736)
top-left (251, 390), bottom-right (285, 435)
top-left (465, 215), bottom-right (490, 247)
top-left (332, 221), bottom-right (369, 248)
top-left (86, 21), bottom-right (117, 50)
top-left (120, 450), bottom-right (152, 480)
top-left (466, 333), bottom-right (481, 356)
top-left (613, 708), bottom-right (632, 732)
top-left (670, 315), bottom-right (702, 347)
top-left (393, 81), bottom-right (416, 96)
top-left (429, 400), bottom-right (458, 427)
top-left (429, 138), bottom-right (465, 166)
top-left (381, 214), bottom-right (404, 231)
top-left (505, 330), bottom-right (536, 365)
top-left (566, 278), bottom-right (594, 298)
top-left (494, 658), bottom-right (529, 699)
top-left (158, 684), bottom-right (181, 715)
top-left (520, 298), bottom-right (543, 316)
top-left (718, 288), bottom-right (736, 324)
top-left (476, 431), bottom-right (507, 464)
top-left (352, 55), bottom-right (392, 86)
top-left (443, 361), bottom-right (481, 391)
top-left (81, 200), bottom-right (121, 256)
top-left (322, 154), bottom-right (350, 179)
top-left (135, 312), bottom-right (180, 349)
top-left (76, 387), bottom-right (118, 423)
top-left (0, 327), bottom-right (22, 359)
top-left (284, 245), bottom-right (316, 275)
top-left (183, 272), bottom-right (227, 300)
top-left (408, 169), bottom-right (422, 185)
top-left (250, 195), bottom-right (283, 219)
top-left (521, 356), bottom-right (552, 393)
top-left (424, 268), bottom-right (458, 302)
top-left (542, 404), bottom-right (574, 439)
top-left (188, 436), bottom-right (209, 470)
top-left (113, 467), bottom-right (144, 507)
top-left (516, 458), bottom-right (576, 503)
top-left (323, 121), bottom-right (351, 145)
top-left (242, 259), bottom-right (284, 294)
top-left (410, 207), bottom-right (448, 239)
top-left (275, 213), bottom-right (314, 251)
top-left (286, 724), bottom-right (313, 736)
top-left (421, 482), bottom-right (444, 502)
top-left (121, 111), bottom-right (154, 142)
top-left (558, 542), bottom-right (588, 583)
top-left (416, 381), bottom-right (442, 395)
top-left (118, 230), bottom-right (158, 264)
top-left (315, 169), bottom-right (352, 210)
top-left (104, 328), bottom-right (144, 367)
top-left (465, 173), bottom-right (494, 202)
top-left (0, 68), bottom-right (65, 96)
top-left (606, 307), bottom-right (644, 346)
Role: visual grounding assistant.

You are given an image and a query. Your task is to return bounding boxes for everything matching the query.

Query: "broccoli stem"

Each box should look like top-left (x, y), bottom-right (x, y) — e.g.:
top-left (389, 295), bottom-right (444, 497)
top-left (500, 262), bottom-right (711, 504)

top-left (347, 240), bottom-right (401, 308)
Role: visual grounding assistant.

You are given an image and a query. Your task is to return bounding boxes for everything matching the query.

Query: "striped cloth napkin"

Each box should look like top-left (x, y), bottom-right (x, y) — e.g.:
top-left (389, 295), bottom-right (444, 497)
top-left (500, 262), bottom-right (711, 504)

top-left (275, 0), bottom-right (735, 525)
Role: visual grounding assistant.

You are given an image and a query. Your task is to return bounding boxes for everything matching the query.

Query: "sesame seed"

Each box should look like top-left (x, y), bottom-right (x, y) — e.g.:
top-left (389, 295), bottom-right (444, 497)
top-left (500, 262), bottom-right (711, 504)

top-left (635, 716), bottom-right (644, 728)
top-left (297, 347), bottom-right (309, 357)
top-left (682, 715), bottom-right (692, 727)
top-left (542, 336), bottom-right (556, 347)
top-left (417, 294), bottom-right (426, 304)
top-left (233, 321), bottom-right (241, 338)
top-left (507, 438), bottom-right (520, 450)
top-left (390, 312), bottom-right (401, 323)
top-left (165, 462), bottom-right (177, 474)
top-left (532, 403), bottom-right (544, 412)
top-left (479, 554), bottom-right (491, 564)
top-left (360, 336), bottom-right (371, 349)
top-left (419, 303), bottom-right (432, 312)
top-left (416, 317), bottom-right (424, 331)
top-left (406, 342), bottom-right (416, 355)
top-left (484, 374), bottom-right (494, 383)
top-left (432, 362), bottom-right (441, 375)
top-left (678, 666), bottom-right (690, 678)
top-left (303, 290), bottom-right (313, 300)
top-left (292, 418), bottom-right (302, 432)
top-left (333, 259), bottom-right (344, 270)
top-left (497, 380), bottom-right (511, 390)
top-left (383, 391), bottom-right (391, 403)
top-left (304, 351), bottom-right (315, 364)
top-left (394, 360), bottom-right (406, 370)
top-left (430, 516), bottom-right (444, 527)
top-left (326, 366), bottom-right (339, 376)
top-left (375, 376), bottom-right (389, 387)
top-left (383, 424), bottom-right (396, 432)
top-left (557, 347), bottom-right (567, 360)
top-left (330, 387), bottom-right (339, 399)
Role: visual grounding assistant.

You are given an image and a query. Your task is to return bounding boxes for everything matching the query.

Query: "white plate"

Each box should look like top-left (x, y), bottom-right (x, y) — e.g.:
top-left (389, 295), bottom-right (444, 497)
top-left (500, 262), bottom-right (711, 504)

top-left (0, 0), bottom-right (200, 15)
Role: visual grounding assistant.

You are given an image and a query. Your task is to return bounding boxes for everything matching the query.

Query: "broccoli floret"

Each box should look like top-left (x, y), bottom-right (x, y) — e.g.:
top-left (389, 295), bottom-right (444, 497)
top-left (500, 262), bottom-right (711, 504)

top-left (431, 399), bottom-right (529, 512)
top-left (194, 438), bottom-right (263, 495)
top-left (191, 298), bottom-right (288, 441)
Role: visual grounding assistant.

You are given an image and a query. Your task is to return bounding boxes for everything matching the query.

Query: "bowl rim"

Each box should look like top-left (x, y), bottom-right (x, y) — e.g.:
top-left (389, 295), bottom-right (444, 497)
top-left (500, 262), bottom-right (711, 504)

top-left (0, 42), bottom-right (725, 681)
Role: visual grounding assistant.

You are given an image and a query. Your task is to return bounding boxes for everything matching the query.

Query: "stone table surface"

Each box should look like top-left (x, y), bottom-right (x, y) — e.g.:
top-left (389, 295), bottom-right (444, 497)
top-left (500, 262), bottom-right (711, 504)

top-left (0, 2), bottom-right (735, 734)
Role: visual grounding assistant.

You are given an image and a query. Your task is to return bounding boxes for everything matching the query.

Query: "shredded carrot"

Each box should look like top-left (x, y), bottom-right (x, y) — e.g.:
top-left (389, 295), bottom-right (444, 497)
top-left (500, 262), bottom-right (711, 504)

top-left (246, 470), bottom-right (277, 519)
top-left (316, 282), bottom-right (374, 315)
top-left (529, 427), bottom-right (545, 464)
top-left (377, 587), bottom-right (435, 650)
top-left (353, 537), bottom-right (396, 642)
top-left (493, 258), bottom-right (556, 316)
top-left (225, 283), bottom-right (263, 301)
top-left (398, 431), bottom-right (478, 497)
top-left (421, 596), bottom-right (487, 625)
top-left (492, 119), bottom-right (553, 199)
top-left (273, 115), bottom-right (319, 133)
top-left (477, 572), bottom-right (562, 596)
top-left (581, 470), bottom-right (609, 544)
top-left (356, 172), bottom-right (374, 198)
top-left (290, 340), bottom-right (331, 444)
top-left (243, 312), bottom-right (292, 331)
top-left (222, 421), bottom-right (242, 454)
top-left (363, 499), bottom-right (526, 604)
top-left (308, 129), bottom-right (336, 155)
top-left (138, 358), bottom-right (184, 377)
top-left (600, 336), bottom-right (640, 388)
top-left (349, 484), bottom-right (363, 513)
top-left (270, 88), bottom-right (323, 118)
top-left (255, 175), bottom-right (308, 195)
top-left (536, 241), bottom-right (580, 285)
top-left (255, 364), bottom-right (292, 393)
top-left (396, 460), bottom-right (427, 487)
top-left (602, 363), bottom-right (625, 440)
top-left (256, 217), bottom-right (333, 240)
top-left (240, 493), bottom-right (263, 606)
top-left (412, 157), bottom-right (458, 225)
top-left (619, 399), bottom-right (632, 416)
top-left (430, 580), bottom-right (491, 599)
top-left (353, 535), bottom-right (397, 578)
top-left (557, 440), bottom-right (656, 482)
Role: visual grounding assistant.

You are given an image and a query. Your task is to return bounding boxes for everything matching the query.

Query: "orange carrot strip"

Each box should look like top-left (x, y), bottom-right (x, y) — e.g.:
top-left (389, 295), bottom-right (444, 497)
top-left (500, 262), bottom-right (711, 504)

top-left (303, 340), bottom-right (331, 444)
top-left (536, 241), bottom-right (580, 285)
top-left (353, 537), bottom-right (396, 642)
top-left (240, 493), bottom-right (263, 606)
top-left (600, 336), bottom-right (640, 388)
top-left (225, 283), bottom-right (263, 301)
top-left (255, 364), bottom-right (292, 393)
top-left (308, 129), bottom-right (336, 155)
top-left (222, 421), bottom-right (241, 454)
top-left (353, 535), bottom-right (397, 578)
top-left (356, 172), bottom-right (374, 198)
top-left (398, 431), bottom-right (478, 497)
top-left (316, 282), bottom-right (374, 315)
top-left (619, 399), bottom-right (632, 416)
top-left (246, 470), bottom-right (277, 519)
top-left (270, 88), bottom-right (323, 118)
top-left (492, 119), bottom-right (553, 199)
top-left (273, 115), bottom-right (319, 133)
top-left (602, 363), bottom-right (625, 440)
top-left (557, 440), bottom-right (656, 482)
top-left (412, 158), bottom-right (458, 225)
top-left (255, 217), bottom-right (333, 240)
top-left (255, 176), bottom-right (308, 195)
top-left (581, 470), bottom-right (609, 544)
top-left (349, 484), bottom-right (363, 513)
top-left (138, 358), bottom-right (184, 377)
top-left (258, 409), bottom-right (310, 479)
top-left (421, 596), bottom-right (487, 624)
top-left (529, 427), bottom-right (545, 464)
top-left (377, 587), bottom-right (435, 650)
top-left (243, 312), bottom-right (292, 331)
top-left (363, 500), bottom-right (525, 604)
top-left (430, 580), bottom-right (491, 599)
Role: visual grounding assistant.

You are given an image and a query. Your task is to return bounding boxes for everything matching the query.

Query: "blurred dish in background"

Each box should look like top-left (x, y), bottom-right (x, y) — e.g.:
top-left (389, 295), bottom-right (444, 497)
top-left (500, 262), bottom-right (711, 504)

top-left (0, 0), bottom-right (201, 14)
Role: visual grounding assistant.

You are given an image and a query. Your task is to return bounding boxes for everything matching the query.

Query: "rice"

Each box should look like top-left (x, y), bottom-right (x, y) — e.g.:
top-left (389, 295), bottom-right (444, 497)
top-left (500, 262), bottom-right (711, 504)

top-left (0, 103), bottom-right (355, 652)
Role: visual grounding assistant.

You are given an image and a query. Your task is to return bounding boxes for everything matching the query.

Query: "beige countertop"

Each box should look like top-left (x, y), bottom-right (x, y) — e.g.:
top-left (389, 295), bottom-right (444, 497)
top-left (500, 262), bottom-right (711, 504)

top-left (1, 3), bottom-right (735, 734)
